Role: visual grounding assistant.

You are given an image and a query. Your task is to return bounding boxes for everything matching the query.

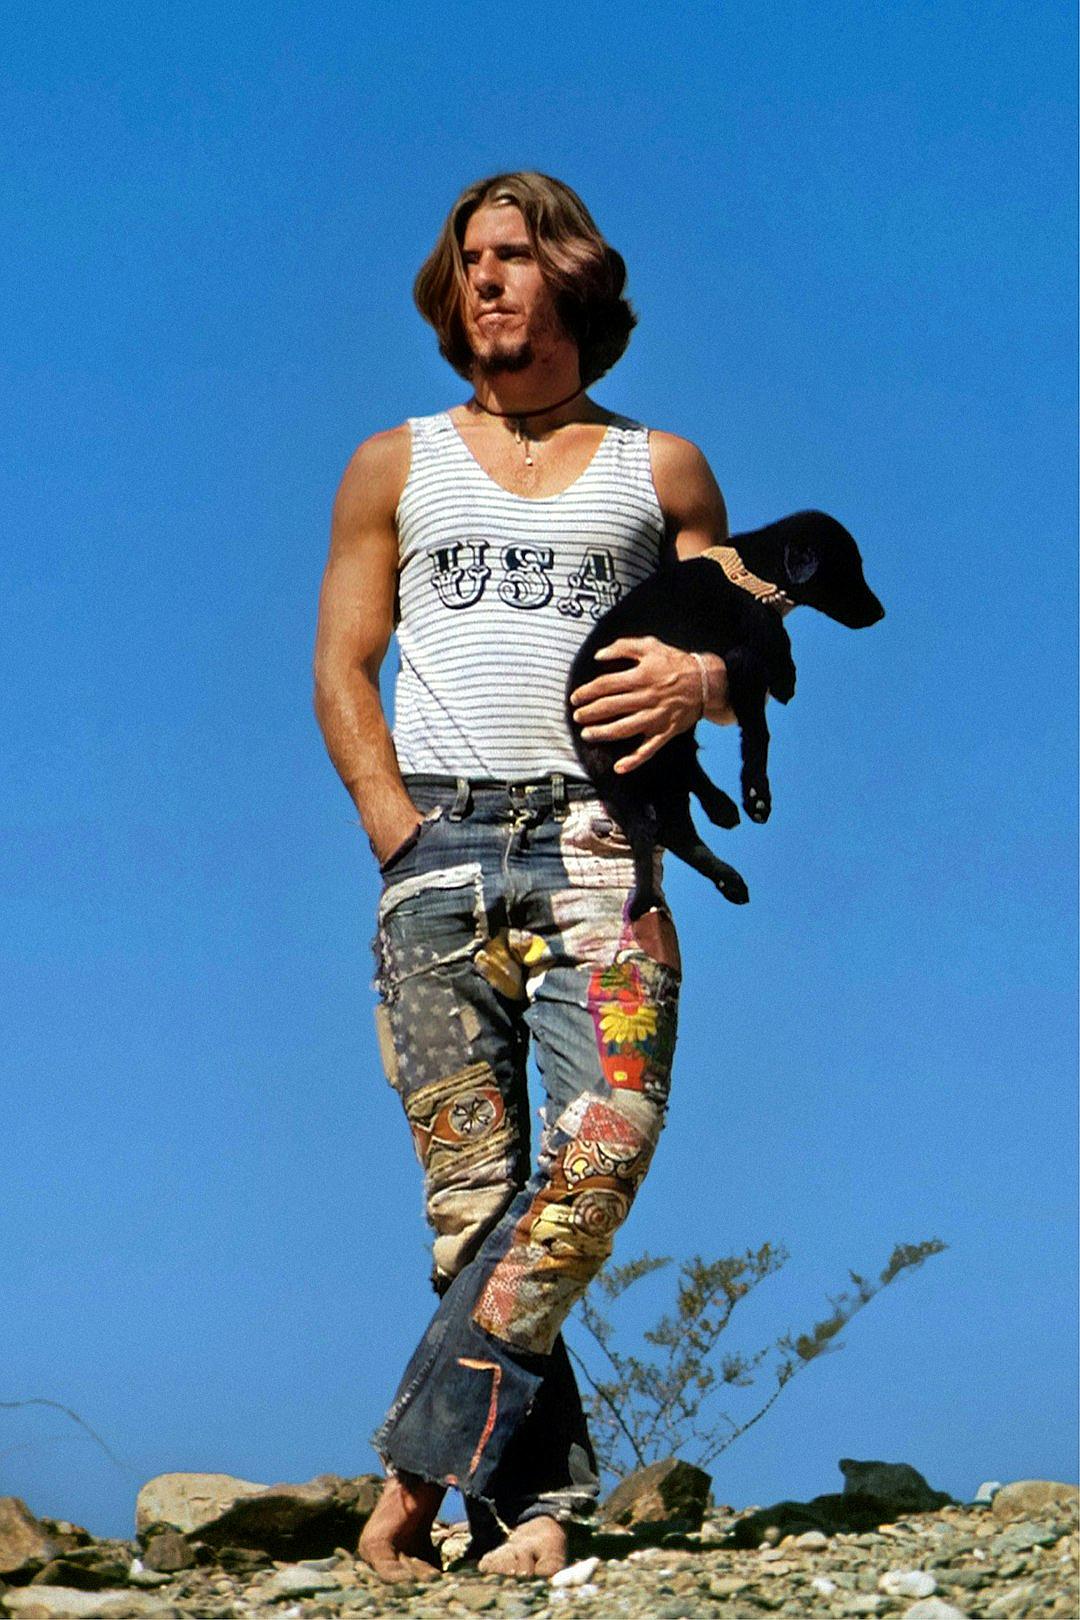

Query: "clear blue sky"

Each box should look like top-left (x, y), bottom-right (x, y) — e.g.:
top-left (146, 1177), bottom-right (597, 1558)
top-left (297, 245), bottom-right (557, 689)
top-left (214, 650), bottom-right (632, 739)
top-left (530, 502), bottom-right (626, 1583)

top-left (3, 1), bottom-right (1076, 1539)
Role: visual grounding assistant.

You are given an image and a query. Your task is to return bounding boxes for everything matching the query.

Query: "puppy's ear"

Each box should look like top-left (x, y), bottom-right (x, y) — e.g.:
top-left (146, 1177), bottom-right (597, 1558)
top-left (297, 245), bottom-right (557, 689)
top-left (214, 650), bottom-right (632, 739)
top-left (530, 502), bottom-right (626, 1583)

top-left (783, 540), bottom-right (819, 584)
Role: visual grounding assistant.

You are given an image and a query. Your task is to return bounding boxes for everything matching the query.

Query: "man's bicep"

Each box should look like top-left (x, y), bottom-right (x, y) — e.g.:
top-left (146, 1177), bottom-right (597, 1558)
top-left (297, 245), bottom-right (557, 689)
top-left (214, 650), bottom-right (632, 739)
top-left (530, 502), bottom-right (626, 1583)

top-left (316, 533), bottom-right (398, 682)
top-left (649, 430), bottom-right (729, 559)
top-left (314, 431), bottom-right (408, 683)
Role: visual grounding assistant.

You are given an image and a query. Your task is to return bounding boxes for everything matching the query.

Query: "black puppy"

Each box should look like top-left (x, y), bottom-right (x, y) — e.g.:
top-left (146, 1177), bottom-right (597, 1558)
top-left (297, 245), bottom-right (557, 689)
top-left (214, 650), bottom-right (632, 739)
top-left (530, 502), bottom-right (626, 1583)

top-left (566, 511), bottom-right (884, 917)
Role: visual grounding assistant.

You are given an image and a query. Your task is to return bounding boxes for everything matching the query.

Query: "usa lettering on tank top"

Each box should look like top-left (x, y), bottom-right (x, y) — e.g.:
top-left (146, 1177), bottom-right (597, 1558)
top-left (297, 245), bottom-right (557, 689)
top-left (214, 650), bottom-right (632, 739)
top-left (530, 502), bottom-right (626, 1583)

top-left (392, 411), bottom-right (669, 780)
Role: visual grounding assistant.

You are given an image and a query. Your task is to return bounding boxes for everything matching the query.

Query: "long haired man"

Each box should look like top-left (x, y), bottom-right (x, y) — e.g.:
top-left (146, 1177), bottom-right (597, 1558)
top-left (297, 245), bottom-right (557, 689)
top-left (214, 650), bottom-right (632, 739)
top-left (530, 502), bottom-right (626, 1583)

top-left (314, 172), bottom-right (734, 1581)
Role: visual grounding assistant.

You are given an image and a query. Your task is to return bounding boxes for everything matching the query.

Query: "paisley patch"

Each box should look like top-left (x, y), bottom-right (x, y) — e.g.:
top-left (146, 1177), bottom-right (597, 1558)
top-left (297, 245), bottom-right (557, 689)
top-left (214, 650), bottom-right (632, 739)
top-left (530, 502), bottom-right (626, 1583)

top-left (471, 1093), bottom-right (661, 1354)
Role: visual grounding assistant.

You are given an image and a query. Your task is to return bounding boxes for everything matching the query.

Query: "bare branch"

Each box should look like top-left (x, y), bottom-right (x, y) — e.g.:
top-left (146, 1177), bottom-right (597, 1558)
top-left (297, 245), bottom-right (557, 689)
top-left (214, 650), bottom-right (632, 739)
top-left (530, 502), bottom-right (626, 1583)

top-left (0, 1399), bottom-right (135, 1474)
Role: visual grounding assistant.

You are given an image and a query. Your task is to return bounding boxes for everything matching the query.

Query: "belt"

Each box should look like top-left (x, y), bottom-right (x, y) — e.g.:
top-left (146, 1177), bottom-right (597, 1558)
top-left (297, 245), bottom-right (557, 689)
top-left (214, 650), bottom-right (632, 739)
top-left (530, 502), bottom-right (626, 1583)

top-left (401, 772), bottom-right (598, 822)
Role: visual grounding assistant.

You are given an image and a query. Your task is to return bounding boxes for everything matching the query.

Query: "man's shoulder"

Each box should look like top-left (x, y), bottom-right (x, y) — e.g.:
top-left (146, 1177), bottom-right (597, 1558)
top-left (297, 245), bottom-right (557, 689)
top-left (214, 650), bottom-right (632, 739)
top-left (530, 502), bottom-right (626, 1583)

top-left (349, 421), bottom-right (413, 467)
top-left (647, 427), bottom-right (711, 473)
top-left (334, 423), bottom-right (413, 522)
top-left (340, 421), bottom-right (411, 489)
top-left (645, 429), bottom-right (726, 546)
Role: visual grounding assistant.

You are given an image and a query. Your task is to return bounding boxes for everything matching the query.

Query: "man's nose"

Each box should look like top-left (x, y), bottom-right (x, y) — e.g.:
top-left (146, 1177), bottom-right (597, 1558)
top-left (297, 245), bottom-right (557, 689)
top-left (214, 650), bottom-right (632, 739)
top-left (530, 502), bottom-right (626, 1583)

top-left (471, 253), bottom-right (503, 299)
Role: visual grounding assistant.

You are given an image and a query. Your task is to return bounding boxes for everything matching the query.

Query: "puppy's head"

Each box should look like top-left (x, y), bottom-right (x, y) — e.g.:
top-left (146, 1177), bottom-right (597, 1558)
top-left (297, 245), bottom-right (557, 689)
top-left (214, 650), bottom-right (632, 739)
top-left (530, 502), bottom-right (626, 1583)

top-left (734, 511), bottom-right (884, 629)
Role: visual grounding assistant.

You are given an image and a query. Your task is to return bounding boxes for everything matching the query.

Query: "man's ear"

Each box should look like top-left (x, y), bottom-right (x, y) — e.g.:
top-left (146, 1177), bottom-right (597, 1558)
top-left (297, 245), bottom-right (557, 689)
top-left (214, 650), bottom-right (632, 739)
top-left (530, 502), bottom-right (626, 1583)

top-left (783, 541), bottom-right (819, 584)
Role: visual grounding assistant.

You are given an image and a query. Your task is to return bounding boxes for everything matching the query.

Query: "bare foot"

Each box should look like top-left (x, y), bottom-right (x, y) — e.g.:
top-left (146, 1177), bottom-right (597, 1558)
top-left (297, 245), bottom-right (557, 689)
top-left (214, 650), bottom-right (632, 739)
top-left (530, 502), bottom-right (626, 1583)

top-left (478, 1515), bottom-right (568, 1577)
top-left (357, 1472), bottom-right (445, 1583)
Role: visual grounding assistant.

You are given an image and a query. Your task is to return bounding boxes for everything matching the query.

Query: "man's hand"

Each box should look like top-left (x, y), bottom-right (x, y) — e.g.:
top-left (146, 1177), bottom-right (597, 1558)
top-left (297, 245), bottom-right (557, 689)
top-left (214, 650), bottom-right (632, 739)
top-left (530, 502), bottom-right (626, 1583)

top-left (570, 637), bottom-right (734, 774)
top-left (372, 808), bottom-right (425, 869)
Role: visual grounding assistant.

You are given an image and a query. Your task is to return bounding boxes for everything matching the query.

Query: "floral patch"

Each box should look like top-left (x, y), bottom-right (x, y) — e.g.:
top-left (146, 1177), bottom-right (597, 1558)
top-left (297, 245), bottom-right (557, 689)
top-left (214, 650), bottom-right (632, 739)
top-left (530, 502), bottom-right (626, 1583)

top-left (587, 958), bottom-right (677, 1101)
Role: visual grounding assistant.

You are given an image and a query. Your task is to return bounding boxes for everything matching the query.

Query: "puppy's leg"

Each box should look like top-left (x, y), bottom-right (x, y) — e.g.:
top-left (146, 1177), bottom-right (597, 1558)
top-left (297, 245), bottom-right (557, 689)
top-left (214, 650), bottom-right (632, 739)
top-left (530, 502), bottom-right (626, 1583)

top-left (656, 795), bottom-right (749, 906)
top-left (724, 649), bottom-right (772, 823)
top-left (686, 756), bottom-right (740, 828)
top-left (604, 792), bottom-right (664, 920)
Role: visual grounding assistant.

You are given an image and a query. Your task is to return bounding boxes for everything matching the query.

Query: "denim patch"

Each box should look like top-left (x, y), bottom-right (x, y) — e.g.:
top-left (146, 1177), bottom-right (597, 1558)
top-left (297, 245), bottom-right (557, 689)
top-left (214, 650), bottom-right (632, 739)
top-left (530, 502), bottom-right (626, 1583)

top-left (374, 863), bottom-right (489, 1091)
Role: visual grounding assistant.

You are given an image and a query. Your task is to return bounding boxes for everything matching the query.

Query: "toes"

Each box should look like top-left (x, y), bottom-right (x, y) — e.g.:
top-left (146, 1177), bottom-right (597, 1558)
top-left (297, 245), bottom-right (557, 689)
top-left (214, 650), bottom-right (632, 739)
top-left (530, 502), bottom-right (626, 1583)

top-left (532, 1551), bottom-right (565, 1577)
top-left (478, 1547), bottom-right (522, 1576)
top-left (402, 1556), bottom-right (440, 1581)
top-left (357, 1543), bottom-right (440, 1583)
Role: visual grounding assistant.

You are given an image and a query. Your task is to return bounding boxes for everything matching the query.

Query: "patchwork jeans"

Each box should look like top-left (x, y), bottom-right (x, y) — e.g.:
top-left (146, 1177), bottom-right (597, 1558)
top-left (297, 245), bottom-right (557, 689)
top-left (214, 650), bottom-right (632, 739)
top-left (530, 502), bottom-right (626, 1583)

top-left (369, 774), bottom-right (681, 1529)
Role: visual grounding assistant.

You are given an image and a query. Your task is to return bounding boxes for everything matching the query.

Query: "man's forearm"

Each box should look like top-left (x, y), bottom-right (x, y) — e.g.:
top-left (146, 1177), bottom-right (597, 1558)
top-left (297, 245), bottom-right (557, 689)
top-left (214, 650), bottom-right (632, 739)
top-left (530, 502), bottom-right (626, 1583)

top-left (314, 669), bottom-right (421, 861)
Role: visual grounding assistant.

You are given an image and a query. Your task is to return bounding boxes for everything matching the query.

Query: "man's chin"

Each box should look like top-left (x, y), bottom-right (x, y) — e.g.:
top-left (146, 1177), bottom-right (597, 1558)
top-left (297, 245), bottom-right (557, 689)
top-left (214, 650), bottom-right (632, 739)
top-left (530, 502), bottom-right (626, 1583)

top-left (472, 340), bottom-right (534, 377)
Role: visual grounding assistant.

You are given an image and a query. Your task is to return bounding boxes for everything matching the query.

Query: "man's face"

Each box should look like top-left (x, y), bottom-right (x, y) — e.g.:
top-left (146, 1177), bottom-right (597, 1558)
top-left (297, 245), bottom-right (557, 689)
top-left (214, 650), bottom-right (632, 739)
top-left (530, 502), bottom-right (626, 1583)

top-left (460, 204), bottom-right (570, 376)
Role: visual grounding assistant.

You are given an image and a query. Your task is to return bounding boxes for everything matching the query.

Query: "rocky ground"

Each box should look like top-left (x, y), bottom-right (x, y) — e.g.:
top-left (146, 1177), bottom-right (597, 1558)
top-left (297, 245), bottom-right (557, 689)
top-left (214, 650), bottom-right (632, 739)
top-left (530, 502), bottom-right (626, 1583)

top-left (1, 1470), bottom-right (1076, 1620)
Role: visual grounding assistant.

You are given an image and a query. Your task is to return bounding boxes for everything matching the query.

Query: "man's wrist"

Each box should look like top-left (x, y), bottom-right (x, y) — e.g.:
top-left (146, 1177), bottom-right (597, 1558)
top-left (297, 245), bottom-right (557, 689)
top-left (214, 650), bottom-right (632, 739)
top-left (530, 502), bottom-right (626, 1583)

top-left (689, 651), bottom-right (711, 719)
top-left (693, 652), bottom-right (734, 724)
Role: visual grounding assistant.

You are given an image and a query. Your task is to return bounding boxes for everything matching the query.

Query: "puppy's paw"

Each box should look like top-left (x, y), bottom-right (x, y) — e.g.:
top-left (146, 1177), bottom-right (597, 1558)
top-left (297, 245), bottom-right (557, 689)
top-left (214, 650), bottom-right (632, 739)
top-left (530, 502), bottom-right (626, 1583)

top-left (743, 780), bottom-right (771, 823)
top-left (627, 885), bottom-right (662, 922)
top-left (716, 866), bottom-right (750, 905)
top-left (710, 792), bottom-right (741, 829)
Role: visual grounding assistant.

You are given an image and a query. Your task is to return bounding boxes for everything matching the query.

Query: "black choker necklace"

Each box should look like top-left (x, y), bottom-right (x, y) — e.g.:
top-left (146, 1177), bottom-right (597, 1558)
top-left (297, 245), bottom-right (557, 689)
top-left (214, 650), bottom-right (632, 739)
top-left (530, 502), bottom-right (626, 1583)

top-left (468, 386), bottom-right (585, 468)
top-left (469, 384), bottom-right (584, 420)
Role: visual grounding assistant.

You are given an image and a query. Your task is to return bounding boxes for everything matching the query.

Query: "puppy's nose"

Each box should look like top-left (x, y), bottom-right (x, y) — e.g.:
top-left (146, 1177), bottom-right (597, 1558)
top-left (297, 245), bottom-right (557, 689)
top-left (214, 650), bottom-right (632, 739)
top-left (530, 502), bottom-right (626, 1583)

top-left (852, 593), bottom-right (885, 628)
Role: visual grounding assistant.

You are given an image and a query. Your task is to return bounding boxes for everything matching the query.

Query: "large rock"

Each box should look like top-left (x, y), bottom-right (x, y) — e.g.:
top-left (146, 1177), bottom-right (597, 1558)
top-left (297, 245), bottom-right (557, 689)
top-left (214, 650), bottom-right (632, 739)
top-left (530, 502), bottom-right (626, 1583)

top-left (134, 1474), bottom-right (266, 1538)
top-left (37, 1524), bottom-right (94, 1555)
top-left (0, 1498), bottom-right (60, 1581)
top-left (840, 1459), bottom-right (954, 1512)
top-left (2, 1593), bottom-right (173, 1618)
top-left (134, 1471), bottom-right (382, 1559)
top-left (990, 1479), bottom-right (1079, 1522)
top-left (726, 1459), bottom-right (955, 1548)
top-left (138, 1530), bottom-right (193, 1574)
top-left (599, 1458), bottom-right (712, 1531)
top-left (29, 1545), bottom-right (132, 1591)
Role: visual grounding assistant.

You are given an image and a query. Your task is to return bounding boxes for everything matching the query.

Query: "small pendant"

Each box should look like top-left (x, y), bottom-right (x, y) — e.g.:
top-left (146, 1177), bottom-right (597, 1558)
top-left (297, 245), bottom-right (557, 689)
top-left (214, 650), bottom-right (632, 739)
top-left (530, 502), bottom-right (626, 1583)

top-left (514, 417), bottom-right (535, 468)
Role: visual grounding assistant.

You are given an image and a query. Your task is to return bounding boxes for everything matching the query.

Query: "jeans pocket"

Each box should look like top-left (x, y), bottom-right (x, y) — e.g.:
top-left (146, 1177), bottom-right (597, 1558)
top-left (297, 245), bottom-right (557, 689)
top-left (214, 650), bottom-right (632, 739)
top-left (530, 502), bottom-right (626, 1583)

top-left (378, 807), bottom-right (444, 876)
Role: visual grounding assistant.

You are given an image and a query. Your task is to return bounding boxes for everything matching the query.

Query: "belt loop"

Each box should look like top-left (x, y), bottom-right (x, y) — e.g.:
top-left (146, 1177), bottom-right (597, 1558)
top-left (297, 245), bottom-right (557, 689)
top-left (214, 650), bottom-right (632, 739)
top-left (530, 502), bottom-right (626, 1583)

top-left (449, 777), bottom-right (471, 821)
top-left (551, 772), bottom-right (568, 821)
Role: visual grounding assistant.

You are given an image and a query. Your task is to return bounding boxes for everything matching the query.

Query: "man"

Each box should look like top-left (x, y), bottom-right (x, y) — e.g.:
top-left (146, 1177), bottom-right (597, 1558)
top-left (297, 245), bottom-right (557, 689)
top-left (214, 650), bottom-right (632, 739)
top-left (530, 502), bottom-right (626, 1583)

top-left (313, 172), bottom-right (734, 1582)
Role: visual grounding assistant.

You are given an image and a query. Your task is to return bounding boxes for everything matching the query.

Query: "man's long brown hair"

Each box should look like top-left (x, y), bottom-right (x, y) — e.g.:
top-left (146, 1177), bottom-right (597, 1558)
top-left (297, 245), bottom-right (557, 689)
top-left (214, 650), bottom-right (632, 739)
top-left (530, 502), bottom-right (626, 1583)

top-left (414, 172), bottom-right (636, 388)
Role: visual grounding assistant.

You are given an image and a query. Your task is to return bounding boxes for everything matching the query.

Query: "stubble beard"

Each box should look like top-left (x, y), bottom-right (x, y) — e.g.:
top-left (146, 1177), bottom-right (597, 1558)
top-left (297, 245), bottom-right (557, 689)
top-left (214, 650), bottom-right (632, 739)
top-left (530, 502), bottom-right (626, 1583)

top-left (472, 338), bottom-right (535, 377)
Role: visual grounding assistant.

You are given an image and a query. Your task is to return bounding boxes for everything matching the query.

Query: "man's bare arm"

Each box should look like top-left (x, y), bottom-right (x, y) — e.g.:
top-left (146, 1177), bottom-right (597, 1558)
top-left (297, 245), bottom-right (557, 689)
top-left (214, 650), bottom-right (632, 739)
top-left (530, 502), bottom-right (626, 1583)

top-left (313, 426), bottom-right (422, 866)
top-left (569, 432), bottom-right (735, 773)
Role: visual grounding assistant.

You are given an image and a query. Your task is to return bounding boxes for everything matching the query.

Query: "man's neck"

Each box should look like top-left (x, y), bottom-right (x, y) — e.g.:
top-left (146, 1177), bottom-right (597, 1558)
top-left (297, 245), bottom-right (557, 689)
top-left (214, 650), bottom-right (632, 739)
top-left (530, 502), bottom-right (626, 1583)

top-left (470, 361), bottom-right (586, 425)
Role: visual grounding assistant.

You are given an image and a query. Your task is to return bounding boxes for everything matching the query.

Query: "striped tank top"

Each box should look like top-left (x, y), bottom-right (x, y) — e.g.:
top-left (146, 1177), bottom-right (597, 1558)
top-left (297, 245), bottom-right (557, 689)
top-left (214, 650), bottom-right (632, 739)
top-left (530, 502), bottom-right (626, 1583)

top-left (392, 410), bottom-right (668, 780)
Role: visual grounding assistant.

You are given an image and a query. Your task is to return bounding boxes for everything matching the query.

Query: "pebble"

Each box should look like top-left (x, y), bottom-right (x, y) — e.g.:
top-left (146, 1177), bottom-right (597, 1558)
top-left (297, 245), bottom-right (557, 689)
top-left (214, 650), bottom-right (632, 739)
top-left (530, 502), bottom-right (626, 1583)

top-left (795, 1529), bottom-right (829, 1549)
top-left (263, 1566), bottom-right (344, 1599)
top-left (878, 1567), bottom-right (937, 1597)
top-left (122, 1566), bottom-right (172, 1591)
top-left (984, 1587), bottom-right (1045, 1618)
top-left (990, 1518), bottom-right (1062, 1555)
top-left (549, 1557), bottom-right (598, 1589)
